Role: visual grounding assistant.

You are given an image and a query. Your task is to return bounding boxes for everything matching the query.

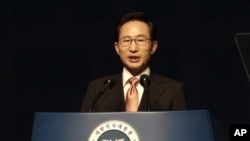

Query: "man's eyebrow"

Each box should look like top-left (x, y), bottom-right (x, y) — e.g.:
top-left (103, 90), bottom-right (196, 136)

top-left (120, 34), bottom-right (146, 38)
top-left (120, 36), bottom-right (130, 39)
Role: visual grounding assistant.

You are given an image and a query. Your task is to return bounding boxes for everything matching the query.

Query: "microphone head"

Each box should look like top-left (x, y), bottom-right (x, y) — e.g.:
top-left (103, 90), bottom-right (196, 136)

top-left (140, 74), bottom-right (150, 87)
top-left (104, 78), bottom-right (116, 89)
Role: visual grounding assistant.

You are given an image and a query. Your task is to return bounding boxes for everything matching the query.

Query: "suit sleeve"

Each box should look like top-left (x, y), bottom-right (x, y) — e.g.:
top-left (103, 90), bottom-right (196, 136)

top-left (172, 83), bottom-right (189, 110)
top-left (81, 81), bottom-right (97, 112)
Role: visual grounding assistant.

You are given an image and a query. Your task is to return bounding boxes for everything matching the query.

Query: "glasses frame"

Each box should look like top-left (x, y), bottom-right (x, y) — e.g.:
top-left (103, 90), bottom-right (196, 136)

top-left (118, 35), bottom-right (151, 46)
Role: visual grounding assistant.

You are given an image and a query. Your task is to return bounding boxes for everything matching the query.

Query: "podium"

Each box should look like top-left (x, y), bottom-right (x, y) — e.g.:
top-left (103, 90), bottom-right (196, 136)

top-left (31, 110), bottom-right (227, 141)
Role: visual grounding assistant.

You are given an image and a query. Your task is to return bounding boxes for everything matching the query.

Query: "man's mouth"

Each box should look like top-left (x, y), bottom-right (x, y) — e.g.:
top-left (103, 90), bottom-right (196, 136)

top-left (128, 56), bottom-right (140, 62)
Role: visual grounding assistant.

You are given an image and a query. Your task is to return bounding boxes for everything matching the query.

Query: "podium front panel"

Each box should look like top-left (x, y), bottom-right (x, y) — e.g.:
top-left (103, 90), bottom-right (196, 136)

top-left (32, 110), bottom-right (214, 141)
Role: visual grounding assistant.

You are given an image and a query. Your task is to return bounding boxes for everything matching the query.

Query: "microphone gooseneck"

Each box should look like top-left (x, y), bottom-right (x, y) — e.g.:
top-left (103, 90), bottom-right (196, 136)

top-left (140, 74), bottom-right (151, 111)
top-left (89, 78), bottom-right (116, 112)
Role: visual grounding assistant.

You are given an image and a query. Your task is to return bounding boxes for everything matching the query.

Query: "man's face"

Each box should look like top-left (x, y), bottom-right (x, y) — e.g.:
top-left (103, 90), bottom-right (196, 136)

top-left (114, 20), bottom-right (158, 75)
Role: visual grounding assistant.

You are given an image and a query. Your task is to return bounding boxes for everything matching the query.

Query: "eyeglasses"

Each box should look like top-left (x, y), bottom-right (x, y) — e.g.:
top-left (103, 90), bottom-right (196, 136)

top-left (118, 35), bottom-right (151, 46)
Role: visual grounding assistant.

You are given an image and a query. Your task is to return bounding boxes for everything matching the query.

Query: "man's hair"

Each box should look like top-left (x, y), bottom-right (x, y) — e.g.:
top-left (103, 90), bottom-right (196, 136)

top-left (114, 12), bottom-right (157, 42)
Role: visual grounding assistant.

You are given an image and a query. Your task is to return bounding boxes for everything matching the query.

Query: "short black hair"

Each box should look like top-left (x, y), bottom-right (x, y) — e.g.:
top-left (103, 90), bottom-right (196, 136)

top-left (114, 12), bottom-right (157, 42)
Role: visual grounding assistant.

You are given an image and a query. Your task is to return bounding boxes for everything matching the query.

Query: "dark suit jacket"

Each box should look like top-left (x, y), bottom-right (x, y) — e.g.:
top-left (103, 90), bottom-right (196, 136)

top-left (81, 73), bottom-right (188, 112)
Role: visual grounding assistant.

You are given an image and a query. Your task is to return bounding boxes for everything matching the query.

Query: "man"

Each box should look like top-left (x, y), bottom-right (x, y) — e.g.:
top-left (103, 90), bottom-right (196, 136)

top-left (81, 12), bottom-right (188, 112)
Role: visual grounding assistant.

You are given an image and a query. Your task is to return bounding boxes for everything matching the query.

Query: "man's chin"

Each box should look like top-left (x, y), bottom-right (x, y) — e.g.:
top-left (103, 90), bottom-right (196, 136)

top-left (127, 65), bottom-right (140, 70)
top-left (126, 66), bottom-right (145, 75)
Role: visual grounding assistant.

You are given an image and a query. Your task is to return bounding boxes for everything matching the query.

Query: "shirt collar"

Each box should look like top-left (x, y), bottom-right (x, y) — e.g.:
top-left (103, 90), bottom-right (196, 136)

top-left (122, 67), bottom-right (150, 87)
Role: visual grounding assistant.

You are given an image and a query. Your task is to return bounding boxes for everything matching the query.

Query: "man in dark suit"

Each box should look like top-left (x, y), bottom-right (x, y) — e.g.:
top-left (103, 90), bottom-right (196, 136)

top-left (81, 12), bottom-right (188, 112)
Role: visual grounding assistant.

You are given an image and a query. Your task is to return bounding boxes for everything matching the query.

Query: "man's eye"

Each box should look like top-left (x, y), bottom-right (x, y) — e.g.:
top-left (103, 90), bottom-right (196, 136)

top-left (137, 39), bottom-right (145, 42)
top-left (122, 39), bottom-right (131, 42)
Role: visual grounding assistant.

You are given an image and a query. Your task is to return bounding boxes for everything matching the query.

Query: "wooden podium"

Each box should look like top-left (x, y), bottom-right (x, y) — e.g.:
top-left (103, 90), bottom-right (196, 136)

top-left (31, 110), bottom-right (227, 141)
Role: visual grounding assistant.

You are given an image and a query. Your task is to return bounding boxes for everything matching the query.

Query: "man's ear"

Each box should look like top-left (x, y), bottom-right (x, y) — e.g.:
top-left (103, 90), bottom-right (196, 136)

top-left (150, 41), bottom-right (158, 55)
top-left (114, 42), bottom-right (120, 55)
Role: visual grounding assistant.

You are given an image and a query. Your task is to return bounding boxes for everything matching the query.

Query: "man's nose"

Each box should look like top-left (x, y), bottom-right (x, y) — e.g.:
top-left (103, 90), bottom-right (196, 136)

top-left (129, 40), bottom-right (138, 52)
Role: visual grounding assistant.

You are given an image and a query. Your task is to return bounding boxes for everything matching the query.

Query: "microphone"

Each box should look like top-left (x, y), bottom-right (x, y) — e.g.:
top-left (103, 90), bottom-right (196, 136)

top-left (140, 74), bottom-right (151, 111)
top-left (89, 78), bottom-right (116, 112)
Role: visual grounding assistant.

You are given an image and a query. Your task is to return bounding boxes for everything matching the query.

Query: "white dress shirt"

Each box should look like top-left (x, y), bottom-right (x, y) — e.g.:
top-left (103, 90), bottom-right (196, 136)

top-left (122, 67), bottom-right (150, 105)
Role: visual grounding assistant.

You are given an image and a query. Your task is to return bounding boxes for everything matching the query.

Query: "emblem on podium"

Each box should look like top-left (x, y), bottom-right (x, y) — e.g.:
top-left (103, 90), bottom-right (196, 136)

top-left (88, 120), bottom-right (140, 141)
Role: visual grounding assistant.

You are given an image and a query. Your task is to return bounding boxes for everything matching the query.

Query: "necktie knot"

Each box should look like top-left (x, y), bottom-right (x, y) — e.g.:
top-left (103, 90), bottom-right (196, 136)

top-left (128, 77), bottom-right (139, 87)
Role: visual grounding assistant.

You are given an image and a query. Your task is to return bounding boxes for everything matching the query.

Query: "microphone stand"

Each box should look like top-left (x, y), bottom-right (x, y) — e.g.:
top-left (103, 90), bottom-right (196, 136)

top-left (144, 86), bottom-right (150, 111)
top-left (140, 75), bottom-right (151, 111)
top-left (89, 79), bottom-right (115, 112)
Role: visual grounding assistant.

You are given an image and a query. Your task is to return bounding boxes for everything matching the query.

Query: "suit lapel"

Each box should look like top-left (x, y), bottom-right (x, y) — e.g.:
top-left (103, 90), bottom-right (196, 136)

top-left (138, 73), bottom-right (164, 111)
top-left (108, 73), bottom-right (126, 111)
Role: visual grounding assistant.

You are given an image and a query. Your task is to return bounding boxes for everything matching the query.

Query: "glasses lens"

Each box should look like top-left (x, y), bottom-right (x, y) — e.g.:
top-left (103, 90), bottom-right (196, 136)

top-left (135, 36), bottom-right (147, 45)
top-left (120, 38), bottom-right (131, 46)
